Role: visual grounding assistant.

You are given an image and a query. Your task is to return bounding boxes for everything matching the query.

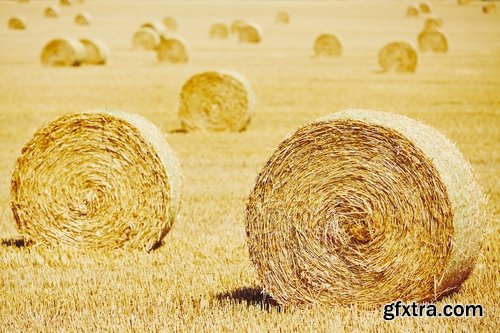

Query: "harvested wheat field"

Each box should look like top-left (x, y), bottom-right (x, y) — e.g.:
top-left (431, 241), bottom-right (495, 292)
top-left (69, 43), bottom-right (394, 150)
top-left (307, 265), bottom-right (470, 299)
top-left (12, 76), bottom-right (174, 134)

top-left (0, 0), bottom-right (498, 332)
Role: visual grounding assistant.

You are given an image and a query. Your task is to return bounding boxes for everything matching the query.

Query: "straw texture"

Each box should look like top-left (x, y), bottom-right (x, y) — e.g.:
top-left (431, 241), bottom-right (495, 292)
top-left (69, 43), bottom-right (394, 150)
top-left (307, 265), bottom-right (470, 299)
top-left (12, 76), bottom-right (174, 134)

top-left (378, 41), bottom-right (417, 73)
top-left (238, 22), bottom-right (262, 43)
top-left (11, 110), bottom-right (182, 251)
top-left (132, 27), bottom-right (160, 50)
top-left (80, 38), bottom-right (110, 65)
top-left (276, 11), bottom-right (290, 24)
top-left (8, 16), bottom-right (26, 30)
top-left (210, 23), bottom-right (229, 39)
top-left (179, 70), bottom-right (255, 132)
top-left (162, 16), bottom-right (177, 31)
top-left (75, 12), bottom-right (92, 26)
top-left (44, 6), bottom-right (60, 18)
top-left (406, 5), bottom-right (419, 18)
top-left (156, 35), bottom-right (188, 63)
top-left (40, 38), bottom-right (86, 67)
top-left (418, 29), bottom-right (448, 53)
top-left (483, 2), bottom-right (496, 14)
top-left (314, 34), bottom-right (342, 57)
top-left (245, 108), bottom-right (488, 307)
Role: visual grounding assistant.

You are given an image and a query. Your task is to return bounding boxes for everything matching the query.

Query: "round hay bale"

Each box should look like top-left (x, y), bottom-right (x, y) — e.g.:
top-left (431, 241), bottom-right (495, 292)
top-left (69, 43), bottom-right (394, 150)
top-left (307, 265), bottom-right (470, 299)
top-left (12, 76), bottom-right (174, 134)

top-left (141, 21), bottom-right (167, 35)
top-left (457, 0), bottom-right (471, 5)
top-left (483, 2), bottom-right (497, 14)
top-left (419, 1), bottom-right (432, 13)
top-left (418, 29), bottom-right (448, 53)
top-left (276, 11), bottom-right (290, 24)
top-left (156, 35), bottom-right (188, 64)
top-left (314, 33), bottom-right (342, 57)
top-left (178, 70), bottom-right (255, 132)
top-left (378, 41), bottom-right (417, 73)
top-left (406, 5), bottom-right (419, 17)
top-left (245, 108), bottom-right (488, 307)
top-left (60, 0), bottom-right (72, 6)
top-left (8, 16), bottom-right (26, 30)
top-left (424, 16), bottom-right (443, 30)
top-left (75, 12), bottom-right (92, 26)
top-left (237, 22), bottom-right (262, 43)
top-left (162, 16), bottom-right (177, 31)
top-left (40, 38), bottom-right (86, 67)
top-left (80, 38), bottom-right (110, 65)
top-left (209, 23), bottom-right (229, 39)
top-left (132, 27), bottom-right (161, 50)
top-left (44, 6), bottom-right (61, 18)
top-left (11, 110), bottom-right (182, 251)
top-left (230, 19), bottom-right (247, 34)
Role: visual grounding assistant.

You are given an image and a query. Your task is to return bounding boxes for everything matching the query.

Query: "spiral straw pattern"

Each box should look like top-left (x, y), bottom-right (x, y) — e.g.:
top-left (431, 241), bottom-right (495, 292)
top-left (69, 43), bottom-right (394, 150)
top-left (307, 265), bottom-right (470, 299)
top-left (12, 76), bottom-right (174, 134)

top-left (314, 34), bottom-right (342, 57)
top-left (246, 108), bottom-right (488, 307)
top-left (418, 29), bottom-right (448, 53)
top-left (40, 38), bottom-right (86, 67)
top-left (378, 41), bottom-right (417, 73)
top-left (11, 110), bottom-right (182, 251)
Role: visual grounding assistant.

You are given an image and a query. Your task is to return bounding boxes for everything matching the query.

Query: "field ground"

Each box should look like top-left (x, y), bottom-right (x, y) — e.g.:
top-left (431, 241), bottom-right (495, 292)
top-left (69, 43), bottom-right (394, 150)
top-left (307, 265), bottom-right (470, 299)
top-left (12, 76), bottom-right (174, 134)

top-left (0, 0), bottom-right (499, 331)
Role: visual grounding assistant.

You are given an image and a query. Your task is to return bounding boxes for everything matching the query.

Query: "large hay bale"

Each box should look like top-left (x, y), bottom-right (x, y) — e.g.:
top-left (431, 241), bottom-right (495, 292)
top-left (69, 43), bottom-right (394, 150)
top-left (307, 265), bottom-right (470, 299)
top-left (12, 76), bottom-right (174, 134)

top-left (141, 21), bottom-right (167, 35)
top-left (60, 0), bottom-right (72, 6)
top-left (419, 1), bottom-right (432, 13)
top-left (162, 16), bottom-right (177, 31)
top-left (424, 16), bottom-right (444, 30)
top-left (40, 38), bottom-right (86, 66)
top-left (156, 35), bottom-right (188, 64)
top-left (178, 70), bottom-right (255, 132)
top-left (483, 2), bottom-right (497, 14)
top-left (406, 5), bottom-right (419, 17)
top-left (245, 108), bottom-right (488, 307)
top-left (11, 110), bottom-right (182, 251)
top-left (238, 22), bottom-right (262, 43)
top-left (75, 12), bottom-right (92, 26)
top-left (230, 19), bottom-right (247, 34)
top-left (378, 41), bottom-right (417, 73)
top-left (8, 16), bottom-right (26, 30)
top-left (80, 38), bottom-right (110, 65)
top-left (209, 23), bottom-right (229, 39)
top-left (418, 29), bottom-right (448, 53)
top-left (276, 11), bottom-right (290, 24)
top-left (132, 27), bottom-right (160, 50)
top-left (44, 6), bottom-right (61, 18)
top-left (314, 33), bottom-right (342, 57)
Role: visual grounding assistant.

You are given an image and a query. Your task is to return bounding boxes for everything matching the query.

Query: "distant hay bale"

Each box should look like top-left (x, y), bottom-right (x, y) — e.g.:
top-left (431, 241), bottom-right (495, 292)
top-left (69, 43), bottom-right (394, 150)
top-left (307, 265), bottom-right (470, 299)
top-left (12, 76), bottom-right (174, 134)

top-left (209, 23), bottom-right (229, 39)
top-left (8, 16), bottom-right (26, 30)
top-left (276, 11), bottom-right (290, 24)
top-left (314, 33), bottom-right (342, 57)
top-left (230, 19), bottom-right (247, 34)
top-left (419, 1), bottom-right (432, 13)
top-left (75, 12), bottom-right (92, 26)
top-left (483, 2), bottom-right (497, 14)
top-left (457, 0), bottom-right (471, 5)
top-left (424, 16), bottom-right (443, 30)
top-left (44, 6), bottom-right (61, 18)
top-left (237, 22), bottom-right (262, 43)
top-left (156, 35), bottom-right (188, 64)
top-left (80, 38), bottom-right (109, 65)
top-left (18, 0), bottom-right (29, 3)
top-left (378, 41), bottom-right (417, 73)
top-left (141, 21), bottom-right (167, 35)
top-left (132, 27), bottom-right (161, 50)
top-left (11, 110), bottom-right (182, 251)
top-left (162, 16), bottom-right (177, 31)
top-left (60, 0), bottom-right (72, 6)
top-left (178, 70), bottom-right (255, 132)
top-left (418, 29), bottom-right (448, 53)
top-left (40, 38), bottom-right (86, 66)
top-left (245, 108), bottom-right (488, 307)
top-left (406, 5), bottom-right (419, 18)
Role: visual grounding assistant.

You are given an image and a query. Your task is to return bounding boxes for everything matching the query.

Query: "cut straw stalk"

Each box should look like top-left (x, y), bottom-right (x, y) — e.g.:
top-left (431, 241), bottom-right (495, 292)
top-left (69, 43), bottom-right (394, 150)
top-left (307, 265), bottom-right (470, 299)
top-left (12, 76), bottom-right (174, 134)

top-left (246, 108), bottom-right (488, 307)
top-left (11, 110), bottom-right (182, 251)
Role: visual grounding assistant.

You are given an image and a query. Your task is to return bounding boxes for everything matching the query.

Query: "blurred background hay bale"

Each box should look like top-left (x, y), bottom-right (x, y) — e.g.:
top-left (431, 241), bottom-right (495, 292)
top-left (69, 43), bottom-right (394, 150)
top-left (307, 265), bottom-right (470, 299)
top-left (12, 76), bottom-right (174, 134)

top-left (162, 16), bottom-right (177, 31)
top-left (8, 16), bottom-right (26, 30)
top-left (237, 22), bottom-right (262, 43)
top-left (419, 1), bottom-right (432, 13)
top-left (418, 29), bottom-right (448, 53)
top-left (80, 38), bottom-right (109, 65)
top-left (424, 16), bottom-right (444, 30)
top-left (141, 21), bottom-right (167, 35)
top-left (483, 2), bottom-right (497, 14)
top-left (245, 108), bottom-right (488, 307)
top-left (178, 70), bottom-right (255, 132)
top-left (40, 38), bottom-right (86, 66)
top-left (406, 4), bottom-right (419, 17)
top-left (209, 23), bottom-right (229, 39)
top-left (457, 0), bottom-right (471, 5)
top-left (314, 33), bottom-right (342, 57)
top-left (75, 12), bottom-right (92, 26)
top-left (60, 0), bottom-right (73, 6)
top-left (11, 110), bottom-right (182, 251)
top-left (276, 11), bottom-right (290, 24)
top-left (230, 19), bottom-right (247, 35)
top-left (44, 5), bottom-right (61, 19)
top-left (156, 35), bottom-right (189, 64)
top-left (132, 27), bottom-right (160, 50)
top-left (378, 41), bottom-right (417, 73)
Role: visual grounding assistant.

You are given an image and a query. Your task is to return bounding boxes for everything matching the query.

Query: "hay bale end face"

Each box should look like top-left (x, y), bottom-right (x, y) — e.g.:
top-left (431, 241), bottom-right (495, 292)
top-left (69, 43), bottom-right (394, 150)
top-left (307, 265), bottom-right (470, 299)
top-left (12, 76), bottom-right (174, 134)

top-left (8, 16), bottom-right (27, 30)
top-left (40, 38), bottom-right (86, 66)
top-left (276, 11), bottom-right (290, 24)
top-left (11, 110), bottom-right (182, 251)
top-left (162, 16), bottom-right (177, 31)
top-left (44, 6), bottom-right (61, 18)
top-left (209, 23), bottom-right (229, 39)
top-left (314, 33), bottom-right (342, 57)
top-left (418, 29), bottom-right (448, 53)
top-left (237, 22), bottom-right (262, 43)
top-left (156, 35), bottom-right (188, 64)
top-left (80, 38), bottom-right (110, 65)
top-left (378, 41), bottom-right (417, 73)
top-left (132, 27), bottom-right (160, 50)
top-left (406, 5), bottom-right (419, 17)
top-left (245, 108), bottom-right (488, 307)
top-left (424, 16), bottom-right (443, 30)
top-left (483, 2), bottom-right (497, 14)
top-left (75, 12), bottom-right (92, 26)
top-left (179, 70), bottom-right (255, 132)
top-left (419, 1), bottom-right (432, 13)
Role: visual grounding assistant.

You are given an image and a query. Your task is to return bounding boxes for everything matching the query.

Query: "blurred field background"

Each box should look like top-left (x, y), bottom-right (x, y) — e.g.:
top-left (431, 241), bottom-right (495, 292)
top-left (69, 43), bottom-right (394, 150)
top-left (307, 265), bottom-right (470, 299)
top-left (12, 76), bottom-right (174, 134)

top-left (0, 0), bottom-right (498, 331)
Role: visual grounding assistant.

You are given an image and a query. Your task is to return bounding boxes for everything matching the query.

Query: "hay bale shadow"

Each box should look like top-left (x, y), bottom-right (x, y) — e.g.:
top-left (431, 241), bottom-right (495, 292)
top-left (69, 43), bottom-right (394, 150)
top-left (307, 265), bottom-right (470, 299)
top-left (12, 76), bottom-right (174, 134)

top-left (216, 286), bottom-right (281, 312)
top-left (1, 237), bottom-right (28, 248)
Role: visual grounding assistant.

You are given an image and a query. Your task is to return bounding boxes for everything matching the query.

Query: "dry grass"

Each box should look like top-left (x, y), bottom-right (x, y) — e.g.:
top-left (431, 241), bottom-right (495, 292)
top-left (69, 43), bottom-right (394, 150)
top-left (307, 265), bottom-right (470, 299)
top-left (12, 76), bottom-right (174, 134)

top-left (0, 0), bottom-right (499, 332)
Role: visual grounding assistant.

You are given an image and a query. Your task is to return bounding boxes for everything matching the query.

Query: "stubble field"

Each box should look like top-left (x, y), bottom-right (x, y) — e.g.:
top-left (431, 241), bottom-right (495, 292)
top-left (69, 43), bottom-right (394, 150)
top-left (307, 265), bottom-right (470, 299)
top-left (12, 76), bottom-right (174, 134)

top-left (0, 0), bottom-right (498, 331)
